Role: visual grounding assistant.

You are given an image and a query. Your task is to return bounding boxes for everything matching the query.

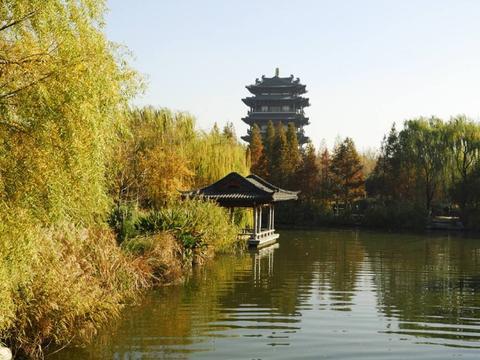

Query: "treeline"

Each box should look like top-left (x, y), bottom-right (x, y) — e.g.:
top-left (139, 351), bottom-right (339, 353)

top-left (249, 117), bottom-right (480, 230)
top-left (0, 1), bottom-right (248, 358)
top-left (249, 121), bottom-right (366, 224)
top-left (367, 116), bottom-right (480, 229)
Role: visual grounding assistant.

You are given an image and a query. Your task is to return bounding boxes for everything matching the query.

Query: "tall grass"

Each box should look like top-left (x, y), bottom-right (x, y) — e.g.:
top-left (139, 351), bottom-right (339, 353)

top-left (0, 211), bottom-right (148, 359)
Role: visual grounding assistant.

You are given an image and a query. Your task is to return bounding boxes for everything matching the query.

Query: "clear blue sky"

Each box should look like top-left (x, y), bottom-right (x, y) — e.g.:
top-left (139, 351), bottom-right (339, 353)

top-left (105, 0), bottom-right (480, 151)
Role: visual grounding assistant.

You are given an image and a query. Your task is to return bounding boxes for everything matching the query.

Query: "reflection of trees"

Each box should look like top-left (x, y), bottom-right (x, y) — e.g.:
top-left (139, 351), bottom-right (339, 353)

top-left (364, 232), bottom-right (480, 345)
top-left (53, 230), bottom-right (480, 358)
top-left (87, 229), bottom-right (368, 360)
top-left (314, 231), bottom-right (365, 307)
top-left (52, 255), bottom-right (252, 359)
top-left (215, 230), bottom-right (366, 314)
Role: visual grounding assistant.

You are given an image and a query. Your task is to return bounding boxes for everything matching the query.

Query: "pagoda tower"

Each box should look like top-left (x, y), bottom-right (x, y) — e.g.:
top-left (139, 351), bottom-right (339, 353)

top-left (241, 68), bottom-right (310, 145)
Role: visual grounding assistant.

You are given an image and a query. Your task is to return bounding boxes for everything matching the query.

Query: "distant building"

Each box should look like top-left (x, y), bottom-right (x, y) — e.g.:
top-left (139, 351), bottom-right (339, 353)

top-left (241, 68), bottom-right (310, 145)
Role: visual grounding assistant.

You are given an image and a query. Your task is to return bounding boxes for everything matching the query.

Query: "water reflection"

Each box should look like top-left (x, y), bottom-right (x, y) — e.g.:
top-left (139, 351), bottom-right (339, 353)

top-left (251, 243), bottom-right (278, 281)
top-left (54, 230), bottom-right (480, 359)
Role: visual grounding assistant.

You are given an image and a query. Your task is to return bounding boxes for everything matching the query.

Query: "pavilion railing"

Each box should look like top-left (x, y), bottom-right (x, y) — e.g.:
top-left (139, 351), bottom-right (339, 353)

top-left (239, 228), bottom-right (276, 240)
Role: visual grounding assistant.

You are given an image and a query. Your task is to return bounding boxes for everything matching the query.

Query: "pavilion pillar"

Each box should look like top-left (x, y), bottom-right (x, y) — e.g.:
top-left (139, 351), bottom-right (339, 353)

top-left (268, 205), bottom-right (272, 230)
top-left (253, 206), bottom-right (257, 237)
top-left (258, 206), bottom-right (262, 232)
top-left (272, 205), bottom-right (275, 230)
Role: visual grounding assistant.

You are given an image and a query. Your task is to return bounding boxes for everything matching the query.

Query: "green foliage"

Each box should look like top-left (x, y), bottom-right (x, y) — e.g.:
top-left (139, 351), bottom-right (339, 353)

top-left (135, 200), bottom-right (240, 254)
top-left (107, 204), bottom-right (141, 243)
top-left (367, 116), bottom-right (480, 228)
top-left (363, 202), bottom-right (428, 230)
top-left (0, 0), bottom-right (139, 225)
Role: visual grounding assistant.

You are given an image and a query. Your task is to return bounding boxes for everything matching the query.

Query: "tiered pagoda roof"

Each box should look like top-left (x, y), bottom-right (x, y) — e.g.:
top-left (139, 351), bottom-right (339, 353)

top-left (246, 75), bottom-right (307, 94)
top-left (241, 69), bottom-right (310, 144)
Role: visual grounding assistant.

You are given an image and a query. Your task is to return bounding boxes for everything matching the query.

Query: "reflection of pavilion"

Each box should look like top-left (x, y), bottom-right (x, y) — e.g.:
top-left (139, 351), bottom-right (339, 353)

top-left (183, 172), bottom-right (298, 247)
top-left (251, 243), bottom-right (279, 281)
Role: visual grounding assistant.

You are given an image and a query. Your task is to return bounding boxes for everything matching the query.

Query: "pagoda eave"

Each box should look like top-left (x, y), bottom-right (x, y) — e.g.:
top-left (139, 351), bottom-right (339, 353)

top-left (242, 115), bottom-right (309, 126)
top-left (246, 84), bottom-right (306, 95)
top-left (242, 97), bottom-right (310, 107)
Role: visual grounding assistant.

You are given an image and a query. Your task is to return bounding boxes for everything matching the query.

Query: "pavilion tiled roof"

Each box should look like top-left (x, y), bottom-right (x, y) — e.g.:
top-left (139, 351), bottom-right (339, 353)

top-left (183, 172), bottom-right (299, 207)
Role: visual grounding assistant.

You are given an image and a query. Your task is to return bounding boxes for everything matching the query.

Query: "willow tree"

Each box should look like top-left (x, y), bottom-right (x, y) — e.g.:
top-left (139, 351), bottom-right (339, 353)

top-left (399, 117), bottom-right (447, 212)
top-left (110, 107), bottom-right (249, 207)
top-left (445, 115), bottom-right (480, 223)
top-left (0, 0), bottom-right (138, 224)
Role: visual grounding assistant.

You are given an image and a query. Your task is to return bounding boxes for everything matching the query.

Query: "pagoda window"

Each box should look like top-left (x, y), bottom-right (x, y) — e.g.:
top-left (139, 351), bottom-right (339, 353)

top-left (282, 105), bottom-right (290, 112)
top-left (261, 105), bottom-right (268, 112)
top-left (270, 105), bottom-right (281, 112)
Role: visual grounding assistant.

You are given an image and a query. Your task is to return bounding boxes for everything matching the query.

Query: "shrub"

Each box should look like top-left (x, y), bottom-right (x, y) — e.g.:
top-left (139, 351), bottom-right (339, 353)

top-left (363, 202), bottom-right (428, 229)
top-left (108, 204), bottom-right (141, 243)
top-left (135, 199), bottom-right (240, 254)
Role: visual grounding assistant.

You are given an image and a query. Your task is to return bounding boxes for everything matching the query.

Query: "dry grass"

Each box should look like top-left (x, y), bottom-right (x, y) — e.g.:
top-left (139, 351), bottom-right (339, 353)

top-left (0, 213), bottom-right (151, 359)
top-left (124, 233), bottom-right (184, 285)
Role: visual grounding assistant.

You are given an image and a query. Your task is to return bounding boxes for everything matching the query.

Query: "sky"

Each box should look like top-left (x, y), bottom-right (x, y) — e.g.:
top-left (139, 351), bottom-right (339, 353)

top-left (105, 0), bottom-right (480, 151)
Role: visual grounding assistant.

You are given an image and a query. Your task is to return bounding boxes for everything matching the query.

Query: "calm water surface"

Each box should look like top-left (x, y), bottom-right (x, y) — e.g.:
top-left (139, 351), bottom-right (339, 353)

top-left (55, 230), bottom-right (480, 359)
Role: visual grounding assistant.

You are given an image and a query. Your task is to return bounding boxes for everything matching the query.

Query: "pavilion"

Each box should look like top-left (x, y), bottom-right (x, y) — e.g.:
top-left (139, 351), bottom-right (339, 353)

top-left (183, 172), bottom-right (298, 247)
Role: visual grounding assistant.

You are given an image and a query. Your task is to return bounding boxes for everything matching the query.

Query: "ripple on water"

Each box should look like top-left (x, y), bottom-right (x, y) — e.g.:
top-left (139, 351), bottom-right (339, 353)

top-left (51, 230), bottom-right (480, 360)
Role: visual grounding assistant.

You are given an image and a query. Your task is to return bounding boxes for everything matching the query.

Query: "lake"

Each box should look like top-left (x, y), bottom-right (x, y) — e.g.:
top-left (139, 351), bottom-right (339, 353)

top-left (54, 229), bottom-right (480, 359)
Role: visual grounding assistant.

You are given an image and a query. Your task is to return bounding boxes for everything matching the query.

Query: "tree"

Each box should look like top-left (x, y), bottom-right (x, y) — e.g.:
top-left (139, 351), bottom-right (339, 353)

top-left (367, 124), bottom-right (401, 200)
top-left (400, 117), bottom-right (447, 213)
top-left (445, 115), bottom-right (480, 223)
top-left (249, 124), bottom-right (268, 177)
top-left (263, 121), bottom-right (276, 178)
top-left (296, 143), bottom-right (320, 197)
top-left (285, 122), bottom-right (302, 187)
top-left (318, 147), bottom-right (332, 200)
top-left (271, 122), bottom-right (289, 186)
top-left (222, 122), bottom-right (236, 142)
top-left (330, 138), bottom-right (365, 207)
top-left (0, 0), bottom-right (139, 224)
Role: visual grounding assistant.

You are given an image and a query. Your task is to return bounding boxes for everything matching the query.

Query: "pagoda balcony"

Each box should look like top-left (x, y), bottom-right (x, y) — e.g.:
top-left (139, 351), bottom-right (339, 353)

top-left (247, 110), bottom-right (305, 115)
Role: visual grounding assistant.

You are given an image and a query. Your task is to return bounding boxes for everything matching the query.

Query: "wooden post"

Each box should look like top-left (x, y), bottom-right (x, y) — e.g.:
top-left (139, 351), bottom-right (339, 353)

top-left (272, 205), bottom-right (275, 230)
top-left (268, 205), bottom-right (271, 230)
top-left (259, 206), bottom-right (262, 232)
top-left (253, 206), bottom-right (257, 238)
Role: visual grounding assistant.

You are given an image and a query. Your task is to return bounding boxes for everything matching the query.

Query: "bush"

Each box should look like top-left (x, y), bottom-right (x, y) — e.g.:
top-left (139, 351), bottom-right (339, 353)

top-left (108, 203), bottom-right (142, 243)
top-left (135, 199), bottom-right (240, 254)
top-left (363, 202), bottom-right (428, 229)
